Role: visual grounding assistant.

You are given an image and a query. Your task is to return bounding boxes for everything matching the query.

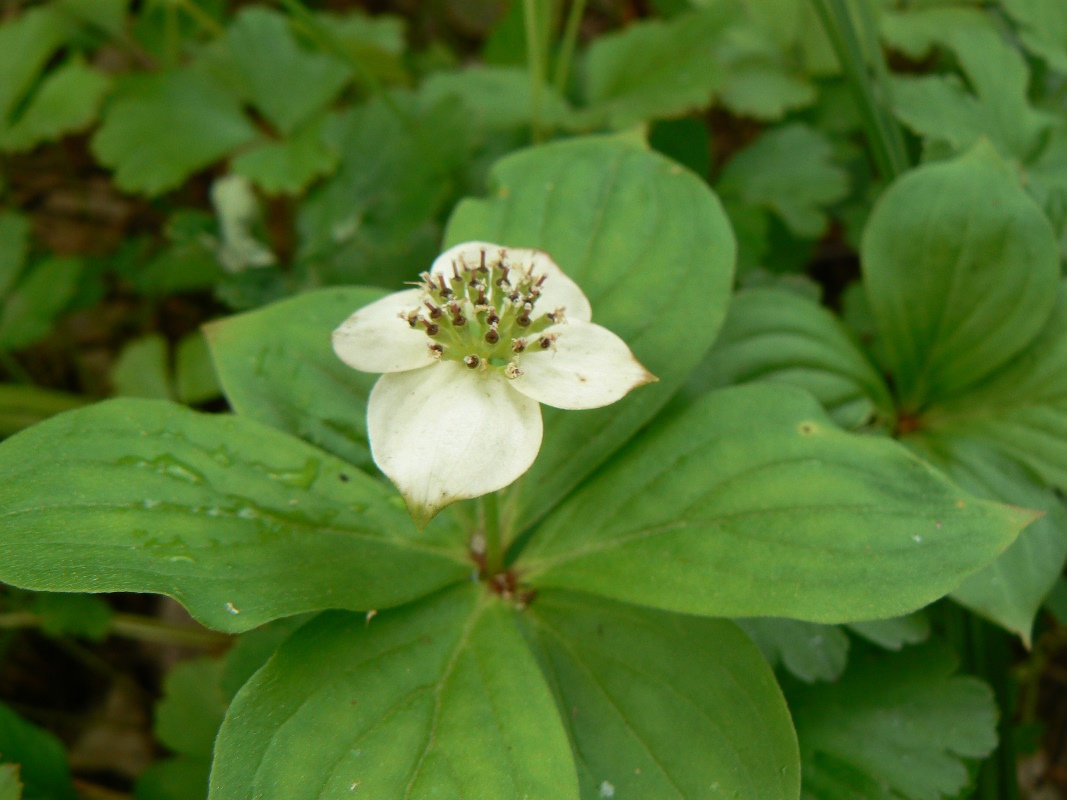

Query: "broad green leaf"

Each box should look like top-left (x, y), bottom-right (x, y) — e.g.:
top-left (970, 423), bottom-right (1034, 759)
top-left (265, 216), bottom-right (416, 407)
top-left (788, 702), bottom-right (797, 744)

top-left (91, 69), bottom-right (258, 195)
top-left (521, 384), bottom-right (1034, 622)
top-left (0, 398), bottom-right (469, 632)
top-left (922, 280), bottom-right (1067, 492)
top-left (0, 57), bottom-right (111, 153)
top-left (220, 615), bottom-right (311, 700)
top-left (690, 287), bottom-right (893, 429)
top-left (316, 9), bottom-right (407, 85)
top-left (0, 257), bottom-right (83, 351)
top-left (446, 133), bottom-right (734, 532)
top-left (112, 334), bottom-right (174, 400)
top-left (906, 436), bottom-right (1067, 643)
top-left (861, 141), bottom-right (1060, 410)
top-left (0, 212), bottom-right (30, 301)
top-left (737, 618), bottom-right (849, 683)
top-left (0, 702), bottom-right (76, 800)
top-left (846, 612), bottom-right (930, 650)
top-left (648, 117), bottom-right (711, 180)
top-left (231, 116), bottom-right (339, 196)
top-left (524, 591), bottom-right (800, 800)
top-left (882, 7), bottom-right (1053, 160)
top-left (0, 384), bottom-right (86, 437)
top-left (210, 585), bottom-right (579, 800)
top-left (0, 765), bottom-right (19, 800)
top-left (1001, 0), bottom-right (1067, 72)
top-left (30, 592), bottom-right (113, 640)
top-left (297, 93), bottom-right (470, 287)
top-left (717, 123), bottom-right (850, 238)
top-left (206, 287), bottom-right (383, 472)
top-left (421, 67), bottom-right (572, 132)
top-left (790, 642), bottom-right (996, 800)
top-left (225, 9), bottom-right (349, 136)
top-left (0, 8), bottom-right (70, 123)
top-left (156, 658), bottom-right (228, 758)
top-left (175, 332), bottom-right (221, 406)
top-left (582, 6), bottom-right (739, 128)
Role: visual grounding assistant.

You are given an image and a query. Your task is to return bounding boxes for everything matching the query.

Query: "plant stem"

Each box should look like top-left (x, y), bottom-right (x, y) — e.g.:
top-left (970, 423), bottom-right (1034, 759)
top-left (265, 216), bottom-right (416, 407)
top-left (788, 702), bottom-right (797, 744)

top-left (523, 0), bottom-right (546, 142)
top-left (552, 0), bottom-right (587, 96)
top-left (170, 0), bottom-right (225, 38)
top-left (810, 0), bottom-right (908, 182)
top-left (0, 610), bottom-right (230, 648)
top-left (481, 492), bottom-right (504, 575)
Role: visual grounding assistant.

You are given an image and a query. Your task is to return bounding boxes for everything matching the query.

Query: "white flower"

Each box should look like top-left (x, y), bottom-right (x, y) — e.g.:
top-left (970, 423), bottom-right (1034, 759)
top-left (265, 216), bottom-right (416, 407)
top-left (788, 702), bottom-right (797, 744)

top-left (332, 241), bottom-right (656, 527)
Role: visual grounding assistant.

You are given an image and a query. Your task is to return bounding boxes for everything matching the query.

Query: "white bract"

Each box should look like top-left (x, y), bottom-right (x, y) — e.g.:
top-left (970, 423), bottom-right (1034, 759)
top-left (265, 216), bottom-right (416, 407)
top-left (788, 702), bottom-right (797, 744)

top-left (333, 241), bottom-right (656, 527)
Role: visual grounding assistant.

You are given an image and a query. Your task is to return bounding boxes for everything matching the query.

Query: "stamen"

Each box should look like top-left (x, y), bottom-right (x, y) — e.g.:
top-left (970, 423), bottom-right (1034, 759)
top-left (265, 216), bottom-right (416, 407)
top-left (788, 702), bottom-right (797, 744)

top-left (424, 321), bottom-right (439, 336)
top-left (505, 362), bottom-right (523, 379)
top-left (424, 301), bottom-right (443, 319)
top-left (512, 338), bottom-right (527, 353)
top-left (464, 355), bottom-right (480, 369)
top-left (428, 343), bottom-right (444, 359)
top-left (485, 326), bottom-right (499, 344)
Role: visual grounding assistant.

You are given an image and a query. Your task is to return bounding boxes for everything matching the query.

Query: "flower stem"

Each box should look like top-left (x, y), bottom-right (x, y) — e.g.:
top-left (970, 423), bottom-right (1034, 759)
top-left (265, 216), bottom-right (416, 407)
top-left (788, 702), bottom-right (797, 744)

top-left (522, 0), bottom-right (546, 143)
top-left (552, 0), bottom-right (587, 97)
top-left (481, 491), bottom-right (504, 575)
top-left (0, 609), bottom-right (230, 648)
top-left (810, 0), bottom-right (908, 181)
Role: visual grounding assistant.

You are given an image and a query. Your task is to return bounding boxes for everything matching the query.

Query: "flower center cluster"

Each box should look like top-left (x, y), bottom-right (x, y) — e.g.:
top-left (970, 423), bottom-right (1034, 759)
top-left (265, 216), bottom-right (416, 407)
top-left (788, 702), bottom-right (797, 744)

top-left (404, 247), bottom-right (563, 378)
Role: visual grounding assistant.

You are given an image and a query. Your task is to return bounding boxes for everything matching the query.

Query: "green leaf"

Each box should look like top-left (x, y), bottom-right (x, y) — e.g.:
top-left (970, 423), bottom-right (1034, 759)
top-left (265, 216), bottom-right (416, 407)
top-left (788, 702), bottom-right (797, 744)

top-left (220, 615), bottom-right (311, 701)
top-left (30, 592), bottom-right (113, 640)
top-left (231, 116), bottom-right (339, 196)
top-left (1001, 0), bottom-right (1067, 72)
top-left (175, 332), bottom-right (221, 406)
top-left (156, 658), bottom-right (228, 758)
top-left (582, 6), bottom-right (739, 128)
top-left (0, 765), bottom-right (20, 800)
top-left (209, 585), bottom-right (579, 800)
top-left (0, 57), bottom-right (111, 153)
top-left (54, 0), bottom-right (129, 38)
top-left (446, 133), bottom-right (734, 532)
top-left (690, 287), bottom-right (893, 429)
top-left (111, 334), bottom-right (174, 400)
top-left (297, 93), bottom-right (470, 287)
top-left (521, 384), bottom-right (1034, 622)
top-left (921, 278), bottom-right (1067, 493)
top-left (0, 702), bottom-right (76, 800)
top-left (421, 67), bottom-right (572, 132)
top-left (225, 8), bottom-right (349, 136)
top-left (0, 212), bottom-right (30, 302)
top-left (717, 123), bottom-right (850, 239)
top-left (790, 642), bottom-right (996, 800)
top-left (316, 9), bottom-right (407, 86)
top-left (0, 398), bottom-right (469, 632)
top-left (882, 7), bottom-right (1053, 160)
top-left (737, 618), bottom-right (849, 683)
top-left (861, 141), bottom-right (1060, 410)
top-left (206, 287), bottom-right (383, 472)
top-left (523, 591), bottom-right (800, 800)
top-left (0, 257), bottom-right (82, 351)
top-left (648, 117), bottom-right (711, 180)
top-left (0, 7), bottom-right (70, 123)
top-left (0, 384), bottom-right (86, 438)
top-left (906, 436), bottom-right (1067, 642)
top-left (91, 68), bottom-right (258, 196)
top-left (846, 613), bottom-right (929, 651)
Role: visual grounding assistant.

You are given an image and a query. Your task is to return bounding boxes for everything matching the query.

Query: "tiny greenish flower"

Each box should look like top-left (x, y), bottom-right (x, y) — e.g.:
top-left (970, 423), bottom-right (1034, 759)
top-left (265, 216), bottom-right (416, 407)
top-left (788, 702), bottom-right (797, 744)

top-left (333, 241), bottom-right (657, 527)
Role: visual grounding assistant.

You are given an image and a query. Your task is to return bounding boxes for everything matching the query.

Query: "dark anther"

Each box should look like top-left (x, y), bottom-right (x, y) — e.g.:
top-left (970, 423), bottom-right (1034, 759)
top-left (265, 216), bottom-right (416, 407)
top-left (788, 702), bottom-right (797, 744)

top-left (425, 302), bottom-right (443, 319)
top-left (477, 287), bottom-right (487, 305)
top-left (464, 355), bottom-right (480, 369)
top-left (512, 338), bottom-right (527, 353)
top-left (485, 328), bottom-right (500, 344)
top-left (405, 311), bottom-right (419, 328)
top-left (516, 313), bottom-right (531, 327)
top-left (508, 290), bottom-right (521, 303)
top-left (424, 322), bottom-right (440, 336)
top-left (453, 313), bottom-right (467, 327)
top-left (539, 336), bottom-right (552, 349)
top-left (486, 310), bottom-right (500, 326)
top-left (497, 266), bottom-right (510, 286)
top-left (429, 343), bottom-right (444, 357)
top-left (449, 302), bottom-right (462, 315)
